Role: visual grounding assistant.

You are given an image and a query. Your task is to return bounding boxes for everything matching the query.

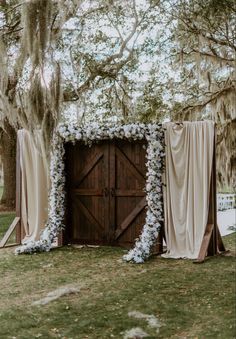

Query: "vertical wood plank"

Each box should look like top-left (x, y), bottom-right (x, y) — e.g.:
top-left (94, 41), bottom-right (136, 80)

top-left (63, 143), bottom-right (69, 245)
top-left (155, 222), bottom-right (164, 254)
top-left (15, 135), bottom-right (22, 244)
top-left (109, 142), bottom-right (116, 243)
top-left (197, 124), bottom-right (224, 262)
top-left (212, 132), bottom-right (218, 254)
top-left (208, 127), bottom-right (218, 256)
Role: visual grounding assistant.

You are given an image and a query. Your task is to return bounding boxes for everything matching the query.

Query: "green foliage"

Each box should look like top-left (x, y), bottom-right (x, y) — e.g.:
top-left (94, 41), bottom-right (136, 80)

top-left (136, 79), bottom-right (168, 123)
top-left (190, 0), bottom-right (235, 19)
top-left (0, 0), bottom-right (235, 185)
top-left (1, 0), bottom-right (234, 124)
top-left (0, 211), bottom-right (16, 243)
top-left (159, 0), bottom-right (236, 188)
top-left (169, 0), bottom-right (235, 115)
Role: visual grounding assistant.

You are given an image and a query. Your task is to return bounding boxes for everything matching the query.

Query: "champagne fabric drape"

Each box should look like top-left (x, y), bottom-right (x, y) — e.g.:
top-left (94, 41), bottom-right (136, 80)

top-left (18, 130), bottom-right (49, 243)
top-left (162, 121), bottom-right (215, 259)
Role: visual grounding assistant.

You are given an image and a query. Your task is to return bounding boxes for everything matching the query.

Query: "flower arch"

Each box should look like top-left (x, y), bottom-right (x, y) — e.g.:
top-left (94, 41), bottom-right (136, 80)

top-left (16, 122), bottom-right (165, 263)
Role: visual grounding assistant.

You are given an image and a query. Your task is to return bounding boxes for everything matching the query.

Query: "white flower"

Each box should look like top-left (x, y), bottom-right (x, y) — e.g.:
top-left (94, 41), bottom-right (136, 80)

top-left (15, 123), bottom-right (164, 262)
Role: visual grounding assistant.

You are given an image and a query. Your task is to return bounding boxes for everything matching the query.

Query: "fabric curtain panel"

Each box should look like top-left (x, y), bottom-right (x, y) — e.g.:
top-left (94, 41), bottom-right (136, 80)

top-left (163, 121), bottom-right (215, 259)
top-left (18, 130), bottom-right (49, 243)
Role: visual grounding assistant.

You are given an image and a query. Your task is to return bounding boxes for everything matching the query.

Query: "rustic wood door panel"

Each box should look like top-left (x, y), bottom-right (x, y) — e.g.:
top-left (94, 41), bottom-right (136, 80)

top-left (65, 140), bottom-right (147, 247)
top-left (65, 142), bottom-right (110, 244)
top-left (111, 141), bottom-right (147, 247)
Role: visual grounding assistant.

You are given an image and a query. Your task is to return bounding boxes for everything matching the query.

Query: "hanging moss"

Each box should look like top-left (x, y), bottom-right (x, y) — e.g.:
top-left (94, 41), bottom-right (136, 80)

top-left (0, 39), bottom-right (8, 96)
top-left (42, 108), bottom-right (55, 158)
top-left (28, 73), bottom-right (45, 125)
top-left (38, 0), bottom-right (51, 54)
top-left (22, 0), bottom-right (52, 65)
top-left (22, 2), bottom-right (38, 57)
top-left (49, 62), bottom-right (61, 120)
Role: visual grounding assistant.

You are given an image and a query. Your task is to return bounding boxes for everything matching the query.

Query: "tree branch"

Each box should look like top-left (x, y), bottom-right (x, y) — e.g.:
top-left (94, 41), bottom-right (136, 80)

top-left (177, 83), bottom-right (236, 116)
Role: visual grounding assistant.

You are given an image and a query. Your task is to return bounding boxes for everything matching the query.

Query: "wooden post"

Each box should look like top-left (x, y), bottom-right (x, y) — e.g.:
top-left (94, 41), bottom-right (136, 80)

top-left (156, 221), bottom-right (164, 254)
top-left (15, 136), bottom-right (21, 244)
top-left (208, 131), bottom-right (218, 256)
top-left (57, 231), bottom-right (64, 247)
top-left (195, 125), bottom-right (225, 263)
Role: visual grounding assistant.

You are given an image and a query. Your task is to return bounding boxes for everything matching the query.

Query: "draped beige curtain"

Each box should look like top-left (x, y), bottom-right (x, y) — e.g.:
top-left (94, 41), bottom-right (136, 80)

top-left (162, 121), bottom-right (215, 259)
top-left (18, 130), bottom-right (49, 243)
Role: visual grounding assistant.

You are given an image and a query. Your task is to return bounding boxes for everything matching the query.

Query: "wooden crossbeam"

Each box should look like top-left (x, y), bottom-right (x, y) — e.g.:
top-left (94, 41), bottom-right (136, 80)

top-left (115, 189), bottom-right (145, 197)
top-left (0, 217), bottom-right (20, 248)
top-left (73, 188), bottom-right (103, 196)
top-left (115, 147), bottom-right (145, 182)
top-left (75, 152), bottom-right (103, 187)
top-left (115, 197), bottom-right (147, 239)
top-left (153, 222), bottom-right (165, 255)
top-left (75, 198), bottom-right (104, 233)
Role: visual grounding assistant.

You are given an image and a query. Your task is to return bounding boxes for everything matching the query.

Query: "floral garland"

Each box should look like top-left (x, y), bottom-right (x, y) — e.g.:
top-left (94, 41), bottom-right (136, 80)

top-left (15, 133), bottom-right (66, 254)
top-left (15, 122), bottom-right (165, 263)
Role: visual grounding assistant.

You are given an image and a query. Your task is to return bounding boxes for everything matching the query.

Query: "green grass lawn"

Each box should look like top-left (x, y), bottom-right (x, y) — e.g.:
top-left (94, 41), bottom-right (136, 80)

top-left (0, 185), bottom-right (17, 244)
top-left (0, 212), bottom-right (16, 244)
top-left (0, 233), bottom-right (235, 338)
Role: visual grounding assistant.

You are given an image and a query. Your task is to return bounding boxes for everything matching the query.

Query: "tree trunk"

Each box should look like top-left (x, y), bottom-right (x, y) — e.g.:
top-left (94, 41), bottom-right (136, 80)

top-left (0, 121), bottom-right (16, 209)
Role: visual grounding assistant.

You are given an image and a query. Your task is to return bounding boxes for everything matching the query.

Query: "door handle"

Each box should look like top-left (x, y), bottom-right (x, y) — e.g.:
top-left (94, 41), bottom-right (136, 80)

top-left (103, 187), bottom-right (109, 197)
top-left (110, 188), bottom-right (115, 197)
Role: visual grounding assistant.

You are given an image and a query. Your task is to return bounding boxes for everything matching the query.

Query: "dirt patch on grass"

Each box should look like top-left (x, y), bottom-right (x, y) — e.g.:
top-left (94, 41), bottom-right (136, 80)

top-left (123, 327), bottom-right (149, 338)
top-left (128, 311), bottom-right (161, 332)
top-left (32, 285), bottom-right (80, 306)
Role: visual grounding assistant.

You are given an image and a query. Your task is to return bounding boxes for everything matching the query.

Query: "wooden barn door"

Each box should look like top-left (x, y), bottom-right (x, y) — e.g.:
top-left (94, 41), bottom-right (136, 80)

top-left (111, 141), bottom-right (147, 247)
top-left (65, 140), bottom-right (147, 247)
top-left (65, 142), bottom-right (110, 245)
